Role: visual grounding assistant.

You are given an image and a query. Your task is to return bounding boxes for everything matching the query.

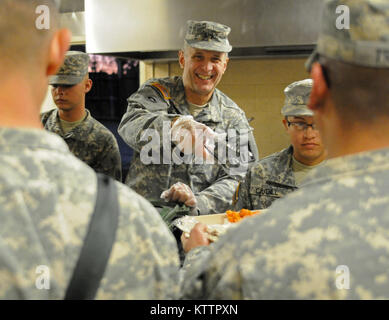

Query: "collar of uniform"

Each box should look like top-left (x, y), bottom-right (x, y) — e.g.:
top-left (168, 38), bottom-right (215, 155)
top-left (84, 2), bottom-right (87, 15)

top-left (44, 108), bottom-right (63, 136)
top-left (64, 109), bottom-right (92, 140)
top-left (0, 127), bottom-right (70, 153)
top-left (266, 145), bottom-right (297, 188)
top-left (302, 147), bottom-right (389, 187)
top-left (169, 77), bottom-right (191, 115)
top-left (194, 93), bottom-right (223, 123)
top-left (52, 109), bottom-right (92, 140)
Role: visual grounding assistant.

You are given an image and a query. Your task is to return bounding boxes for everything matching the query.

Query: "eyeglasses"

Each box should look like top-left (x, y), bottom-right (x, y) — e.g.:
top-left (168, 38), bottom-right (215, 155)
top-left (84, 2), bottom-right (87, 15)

top-left (287, 120), bottom-right (317, 131)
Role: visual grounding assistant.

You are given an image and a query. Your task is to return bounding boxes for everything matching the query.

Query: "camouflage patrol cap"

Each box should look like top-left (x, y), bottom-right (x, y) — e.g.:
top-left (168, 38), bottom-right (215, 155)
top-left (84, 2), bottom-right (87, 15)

top-left (281, 79), bottom-right (313, 117)
top-left (185, 20), bottom-right (232, 53)
top-left (49, 51), bottom-right (89, 85)
top-left (306, 0), bottom-right (389, 71)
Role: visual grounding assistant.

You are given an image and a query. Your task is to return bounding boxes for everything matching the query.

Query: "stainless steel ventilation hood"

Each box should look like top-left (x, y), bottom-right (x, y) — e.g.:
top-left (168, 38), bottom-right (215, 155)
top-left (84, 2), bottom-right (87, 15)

top-left (60, 12), bottom-right (85, 45)
top-left (84, 0), bottom-right (324, 61)
top-left (58, 0), bottom-right (85, 45)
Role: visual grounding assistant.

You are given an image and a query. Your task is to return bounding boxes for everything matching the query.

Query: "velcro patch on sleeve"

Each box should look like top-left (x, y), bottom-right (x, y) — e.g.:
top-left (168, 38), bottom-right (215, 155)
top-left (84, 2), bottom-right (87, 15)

top-left (150, 82), bottom-right (171, 100)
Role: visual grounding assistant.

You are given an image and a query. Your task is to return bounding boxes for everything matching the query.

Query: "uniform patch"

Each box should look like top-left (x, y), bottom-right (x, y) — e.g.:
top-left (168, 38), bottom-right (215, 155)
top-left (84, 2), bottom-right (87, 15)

top-left (150, 82), bottom-right (171, 100)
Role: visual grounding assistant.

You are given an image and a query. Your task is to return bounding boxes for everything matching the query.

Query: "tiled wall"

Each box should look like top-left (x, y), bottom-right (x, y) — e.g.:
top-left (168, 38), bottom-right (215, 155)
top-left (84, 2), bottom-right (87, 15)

top-left (143, 57), bottom-right (310, 158)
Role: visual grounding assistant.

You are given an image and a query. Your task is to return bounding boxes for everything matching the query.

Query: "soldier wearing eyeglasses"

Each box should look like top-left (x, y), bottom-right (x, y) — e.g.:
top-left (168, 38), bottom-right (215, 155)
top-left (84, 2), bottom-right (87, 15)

top-left (232, 79), bottom-right (327, 210)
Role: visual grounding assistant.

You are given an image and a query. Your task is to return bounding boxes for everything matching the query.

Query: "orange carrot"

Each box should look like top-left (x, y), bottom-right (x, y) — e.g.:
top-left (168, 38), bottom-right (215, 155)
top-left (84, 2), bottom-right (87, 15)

top-left (226, 209), bottom-right (261, 223)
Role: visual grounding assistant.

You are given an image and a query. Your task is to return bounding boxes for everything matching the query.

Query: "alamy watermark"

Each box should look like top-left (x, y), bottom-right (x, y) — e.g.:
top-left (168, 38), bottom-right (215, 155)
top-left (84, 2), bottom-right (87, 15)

top-left (335, 265), bottom-right (350, 290)
top-left (139, 122), bottom-right (252, 176)
top-left (336, 5), bottom-right (350, 30)
top-left (35, 5), bottom-right (50, 30)
top-left (35, 265), bottom-right (50, 290)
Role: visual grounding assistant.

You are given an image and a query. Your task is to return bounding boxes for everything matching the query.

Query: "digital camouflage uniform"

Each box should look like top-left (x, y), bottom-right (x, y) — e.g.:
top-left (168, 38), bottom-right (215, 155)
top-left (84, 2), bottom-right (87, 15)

top-left (233, 79), bottom-right (314, 210)
top-left (182, 0), bottom-right (389, 299)
top-left (0, 127), bottom-right (180, 299)
top-left (118, 21), bottom-right (258, 215)
top-left (42, 51), bottom-right (122, 181)
top-left (183, 148), bottom-right (389, 299)
top-left (41, 108), bottom-right (122, 181)
top-left (233, 146), bottom-right (297, 210)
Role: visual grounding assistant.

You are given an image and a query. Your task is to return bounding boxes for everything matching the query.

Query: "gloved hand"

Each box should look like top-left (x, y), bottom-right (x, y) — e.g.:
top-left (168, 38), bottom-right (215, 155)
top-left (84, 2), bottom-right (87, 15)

top-left (160, 182), bottom-right (197, 208)
top-left (171, 115), bottom-right (217, 162)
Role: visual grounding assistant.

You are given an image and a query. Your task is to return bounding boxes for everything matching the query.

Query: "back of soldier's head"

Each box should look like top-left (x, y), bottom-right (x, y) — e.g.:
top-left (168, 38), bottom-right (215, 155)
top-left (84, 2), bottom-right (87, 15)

top-left (0, 0), bottom-right (59, 71)
top-left (306, 0), bottom-right (389, 123)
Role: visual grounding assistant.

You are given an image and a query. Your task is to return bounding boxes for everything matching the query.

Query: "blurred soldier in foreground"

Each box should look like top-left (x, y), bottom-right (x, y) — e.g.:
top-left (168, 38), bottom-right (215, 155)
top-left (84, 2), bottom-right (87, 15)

top-left (41, 51), bottom-right (122, 181)
top-left (182, 0), bottom-right (389, 299)
top-left (0, 0), bottom-right (180, 299)
top-left (118, 20), bottom-right (258, 215)
top-left (233, 79), bottom-right (326, 210)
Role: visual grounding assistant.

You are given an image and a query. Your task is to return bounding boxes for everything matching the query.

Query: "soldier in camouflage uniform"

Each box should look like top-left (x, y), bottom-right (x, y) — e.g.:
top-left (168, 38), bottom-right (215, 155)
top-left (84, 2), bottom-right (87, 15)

top-left (0, 0), bottom-right (180, 299)
top-left (41, 51), bottom-right (122, 181)
top-left (181, 0), bottom-right (389, 299)
top-left (233, 79), bottom-right (326, 210)
top-left (118, 20), bottom-right (259, 215)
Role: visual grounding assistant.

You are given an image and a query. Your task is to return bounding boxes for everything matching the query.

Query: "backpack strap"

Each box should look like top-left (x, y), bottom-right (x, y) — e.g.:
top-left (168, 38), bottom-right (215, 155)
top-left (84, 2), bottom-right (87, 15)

top-left (64, 174), bottom-right (119, 300)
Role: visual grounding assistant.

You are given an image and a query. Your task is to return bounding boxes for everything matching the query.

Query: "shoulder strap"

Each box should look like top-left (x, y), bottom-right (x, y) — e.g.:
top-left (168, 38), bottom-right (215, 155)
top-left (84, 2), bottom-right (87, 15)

top-left (64, 174), bottom-right (120, 300)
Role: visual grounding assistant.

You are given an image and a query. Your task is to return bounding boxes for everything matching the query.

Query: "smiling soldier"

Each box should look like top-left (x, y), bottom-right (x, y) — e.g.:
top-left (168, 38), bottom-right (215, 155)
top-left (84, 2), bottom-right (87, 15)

top-left (118, 20), bottom-right (259, 215)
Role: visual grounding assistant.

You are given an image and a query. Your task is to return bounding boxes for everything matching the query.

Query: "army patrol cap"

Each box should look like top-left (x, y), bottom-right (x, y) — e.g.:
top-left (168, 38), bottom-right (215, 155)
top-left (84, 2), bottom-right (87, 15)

top-left (49, 51), bottom-right (89, 85)
top-left (185, 20), bottom-right (232, 53)
top-left (306, 0), bottom-right (389, 71)
top-left (281, 79), bottom-right (313, 117)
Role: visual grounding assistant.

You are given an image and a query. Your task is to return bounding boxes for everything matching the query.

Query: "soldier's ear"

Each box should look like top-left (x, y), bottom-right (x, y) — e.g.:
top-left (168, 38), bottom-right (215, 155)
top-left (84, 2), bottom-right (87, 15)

top-left (308, 63), bottom-right (329, 113)
top-left (222, 56), bottom-right (229, 74)
top-left (282, 118), bottom-right (288, 131)
top-left (85, 78), bottom-right (93, 93)
top-left (178, 50), bottom-right (185, 69)
top-left (46, 29), bottom-right (71, 76)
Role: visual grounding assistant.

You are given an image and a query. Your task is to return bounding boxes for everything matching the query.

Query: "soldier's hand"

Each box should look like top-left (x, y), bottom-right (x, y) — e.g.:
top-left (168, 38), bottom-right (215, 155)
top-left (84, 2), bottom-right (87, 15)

top-left (171, 115), bottom-right (216, 161)
top-left (181, 223), bottom-right (210, 253)
top-left (160, 182), bottom-right (197, 207)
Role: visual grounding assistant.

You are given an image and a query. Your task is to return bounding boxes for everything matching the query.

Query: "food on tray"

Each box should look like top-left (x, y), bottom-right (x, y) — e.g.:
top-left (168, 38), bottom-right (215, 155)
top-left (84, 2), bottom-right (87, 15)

top-left (226, 209), bottom-right (261, 223)
top-left (173, 209), bottom-right (263, 243)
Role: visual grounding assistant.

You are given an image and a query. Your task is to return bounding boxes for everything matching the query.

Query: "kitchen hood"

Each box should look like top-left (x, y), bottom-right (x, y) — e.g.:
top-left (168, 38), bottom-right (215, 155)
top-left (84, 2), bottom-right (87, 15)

top-left (84, 0), bottom-right (324, 61)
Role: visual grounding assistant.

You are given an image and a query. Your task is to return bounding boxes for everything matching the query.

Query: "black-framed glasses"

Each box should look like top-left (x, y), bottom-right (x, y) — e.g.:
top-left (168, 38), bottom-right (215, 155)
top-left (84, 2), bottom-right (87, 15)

top-left (287, 120), bottom-right (317, 131)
